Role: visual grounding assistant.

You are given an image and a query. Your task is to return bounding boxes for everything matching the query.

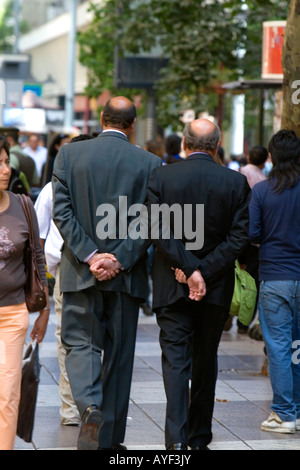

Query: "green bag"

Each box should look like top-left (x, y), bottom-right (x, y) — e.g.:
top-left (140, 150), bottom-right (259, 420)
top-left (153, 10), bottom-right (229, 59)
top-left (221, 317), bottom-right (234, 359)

top-left (229, 260), bottom-right (257, 326)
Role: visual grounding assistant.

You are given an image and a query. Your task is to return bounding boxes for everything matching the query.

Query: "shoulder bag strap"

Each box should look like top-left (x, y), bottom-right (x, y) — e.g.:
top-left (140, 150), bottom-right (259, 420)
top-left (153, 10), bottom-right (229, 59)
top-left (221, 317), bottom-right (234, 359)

top-left (18, 194), bottom-right (35, 247)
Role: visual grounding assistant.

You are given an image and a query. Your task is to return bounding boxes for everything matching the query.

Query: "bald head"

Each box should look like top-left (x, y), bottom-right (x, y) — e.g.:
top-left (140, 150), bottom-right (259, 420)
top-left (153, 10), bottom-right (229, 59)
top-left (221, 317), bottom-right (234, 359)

top-left (183, 118), bottom-right (221, 156)
top-left (101, 96), bottom-right (136, 134)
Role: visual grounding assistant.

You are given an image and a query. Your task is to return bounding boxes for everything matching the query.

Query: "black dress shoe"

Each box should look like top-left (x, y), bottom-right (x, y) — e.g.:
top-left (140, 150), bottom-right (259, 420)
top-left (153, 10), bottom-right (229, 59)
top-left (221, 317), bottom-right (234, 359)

top-left (112, 444), bottom-right (127, 450)
top-left (77, 405), bottom-right (103, 450)
top-left (167, 443), bottom-right (188, 450)
top-left (98, 444), bottom-right (127, 450)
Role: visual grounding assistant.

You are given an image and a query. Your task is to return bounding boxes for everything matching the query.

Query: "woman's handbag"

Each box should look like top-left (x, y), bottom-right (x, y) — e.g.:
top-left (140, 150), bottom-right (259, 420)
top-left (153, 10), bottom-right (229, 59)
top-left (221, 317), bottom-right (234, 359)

top-left (17, 341), bottom-right (40, 443)
top-left (18, 194), bottom-right (47, 313)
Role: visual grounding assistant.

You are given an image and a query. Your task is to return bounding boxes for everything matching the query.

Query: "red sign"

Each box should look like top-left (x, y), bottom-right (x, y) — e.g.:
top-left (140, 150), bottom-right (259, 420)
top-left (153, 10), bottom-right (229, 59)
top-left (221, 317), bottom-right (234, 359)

top-left (262, 21), bottom-right (286, 79)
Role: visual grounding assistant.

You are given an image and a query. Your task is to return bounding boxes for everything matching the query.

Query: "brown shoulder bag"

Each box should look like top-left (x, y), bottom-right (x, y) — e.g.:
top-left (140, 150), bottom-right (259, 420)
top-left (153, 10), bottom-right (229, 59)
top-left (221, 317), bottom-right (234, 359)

top-left (18, 194), bottom-right (47, 313)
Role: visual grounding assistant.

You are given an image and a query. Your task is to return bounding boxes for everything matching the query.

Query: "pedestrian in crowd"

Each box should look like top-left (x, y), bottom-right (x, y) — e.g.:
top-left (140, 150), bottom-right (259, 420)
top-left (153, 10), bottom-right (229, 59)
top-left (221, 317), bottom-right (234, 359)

top-left (23, 133), bottom-right (48, 181)
top-left (163, 134), bottom-right (183, 164)
top-left (144, 139), bottom-right (165, 161)
top-left (227, 154), bottom-right (240, 171)
top-left (52, 97), bottom-right (161, 450)
top-left (0, 127), bottom-right (40, 192)
top-left (41, 133), bottom-right (70, 186)
top-left (249, 129), bottom-right (300, 434)
top-left (230, 145), bottom-right (269, 334)
top-left (240, 145), bottom-right (268, 188)
top-left (148, 118), bottom-right (250, 450)
top-left (0, 136), bottom-right (49, 450)
top-left (34, 133), bottom-right (93, 426)
top-left (140, 139), bottom-right (166, 317)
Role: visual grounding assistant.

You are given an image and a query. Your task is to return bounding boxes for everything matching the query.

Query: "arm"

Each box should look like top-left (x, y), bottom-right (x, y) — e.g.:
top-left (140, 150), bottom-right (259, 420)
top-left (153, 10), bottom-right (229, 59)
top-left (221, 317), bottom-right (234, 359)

top-left (249, 187), bottom-right (262, 244)
top-left (52, 147), bottom-right (100, 262)
top-left (52, 148), bottom-right (124, 281)
top-left (148, 170), bottom-right (206, 301)
top-left (28, 199), bottom-right (50, 343)
top-left (196, 178), bottom-right (251, 283)
top-left (148, 170), bottom-right (203, 277)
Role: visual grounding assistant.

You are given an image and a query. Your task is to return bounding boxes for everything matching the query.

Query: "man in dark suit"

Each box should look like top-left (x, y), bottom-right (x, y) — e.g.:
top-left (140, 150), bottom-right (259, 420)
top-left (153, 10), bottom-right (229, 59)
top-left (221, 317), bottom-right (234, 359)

top-left (148, 118), bottom-right (250, 450)
top-left (52, 96), bottom-right (161, 450)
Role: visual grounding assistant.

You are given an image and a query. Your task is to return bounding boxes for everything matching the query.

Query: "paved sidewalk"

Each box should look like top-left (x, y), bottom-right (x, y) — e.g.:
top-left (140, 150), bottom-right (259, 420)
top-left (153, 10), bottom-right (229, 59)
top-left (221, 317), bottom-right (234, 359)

top-left (14, 299), bottom-right (300, 451)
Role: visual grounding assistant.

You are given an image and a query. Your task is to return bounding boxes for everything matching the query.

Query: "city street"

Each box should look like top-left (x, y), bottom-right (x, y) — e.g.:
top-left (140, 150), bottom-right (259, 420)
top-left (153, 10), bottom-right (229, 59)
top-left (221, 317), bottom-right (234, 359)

top-left (14, 298), bottom-right (300, 451)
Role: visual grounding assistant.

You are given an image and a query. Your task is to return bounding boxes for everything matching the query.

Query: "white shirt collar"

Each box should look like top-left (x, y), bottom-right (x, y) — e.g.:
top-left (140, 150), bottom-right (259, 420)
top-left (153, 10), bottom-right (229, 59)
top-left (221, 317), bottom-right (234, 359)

top-left (102, 129), bottom-right (127, 137)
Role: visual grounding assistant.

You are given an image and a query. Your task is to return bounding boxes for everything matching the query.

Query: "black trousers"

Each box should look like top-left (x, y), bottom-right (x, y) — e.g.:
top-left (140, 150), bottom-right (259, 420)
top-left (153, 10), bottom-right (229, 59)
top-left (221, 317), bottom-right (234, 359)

top-left (156, 299), bottom-right (228, 449)
top-left (61, 287), bottom-right (140, 448)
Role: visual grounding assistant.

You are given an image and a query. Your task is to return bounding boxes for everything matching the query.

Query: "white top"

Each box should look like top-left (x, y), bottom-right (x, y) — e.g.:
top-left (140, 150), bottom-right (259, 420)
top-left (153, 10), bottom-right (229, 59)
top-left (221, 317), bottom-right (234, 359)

top-left (23, 145), bottom-right (48, 178)
top-left (34, 182), bottom-right (63, 278)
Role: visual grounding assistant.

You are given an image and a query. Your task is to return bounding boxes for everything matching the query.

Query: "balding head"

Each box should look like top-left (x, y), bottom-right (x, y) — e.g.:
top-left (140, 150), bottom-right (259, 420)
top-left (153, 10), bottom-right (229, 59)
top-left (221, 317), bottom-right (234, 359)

top-left (101, 96), bottom-right (136, 134)
top-left (183, 118), bottom-right (221, 156)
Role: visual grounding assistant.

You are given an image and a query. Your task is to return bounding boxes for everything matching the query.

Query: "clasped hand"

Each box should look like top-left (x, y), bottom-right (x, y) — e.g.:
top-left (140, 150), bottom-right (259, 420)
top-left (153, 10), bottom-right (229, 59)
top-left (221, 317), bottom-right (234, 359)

top-left (173, 268), bottom-right (206, 302)
top-left (88, 252), bottom-right (121, 281)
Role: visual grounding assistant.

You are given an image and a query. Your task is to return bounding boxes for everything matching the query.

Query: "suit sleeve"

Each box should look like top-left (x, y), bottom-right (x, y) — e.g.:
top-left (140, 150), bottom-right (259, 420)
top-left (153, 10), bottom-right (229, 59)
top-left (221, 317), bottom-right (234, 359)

top-left (197, 177), bottom-right (251, 282)
top-left (148, 170), bottom-right (250, 282)
top-left (148, 169), bottom-right (201, 278)
top-left (52, 147), bottom-right (99, 263)
top-left (112, 159), bottom-right (162, 271)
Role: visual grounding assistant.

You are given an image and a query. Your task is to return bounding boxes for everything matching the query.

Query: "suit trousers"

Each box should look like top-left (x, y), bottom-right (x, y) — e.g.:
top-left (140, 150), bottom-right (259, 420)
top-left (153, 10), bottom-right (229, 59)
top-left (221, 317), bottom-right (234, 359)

top-left (61, 287), bottom-right (140, 448)
top-left (156, 299), bottom-right (228, 449)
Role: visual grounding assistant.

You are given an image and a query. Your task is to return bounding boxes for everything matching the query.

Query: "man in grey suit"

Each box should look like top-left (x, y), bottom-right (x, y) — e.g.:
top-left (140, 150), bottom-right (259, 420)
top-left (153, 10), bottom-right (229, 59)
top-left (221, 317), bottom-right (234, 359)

top-left (52, 97), bottom-right (161, 450)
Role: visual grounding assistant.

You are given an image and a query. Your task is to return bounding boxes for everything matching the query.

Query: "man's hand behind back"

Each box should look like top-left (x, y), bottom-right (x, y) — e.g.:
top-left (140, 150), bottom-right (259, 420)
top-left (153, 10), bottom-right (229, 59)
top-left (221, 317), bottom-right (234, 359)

top-left (174, 268), bottom-right (206, 302)
top-left (88, 253), bottom-right (121, 281)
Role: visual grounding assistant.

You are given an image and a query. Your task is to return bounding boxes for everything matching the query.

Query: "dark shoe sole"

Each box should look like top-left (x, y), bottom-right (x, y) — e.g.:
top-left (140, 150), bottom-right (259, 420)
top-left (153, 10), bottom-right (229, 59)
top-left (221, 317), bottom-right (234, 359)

top-left (77, 409), bottom-right (103, 450)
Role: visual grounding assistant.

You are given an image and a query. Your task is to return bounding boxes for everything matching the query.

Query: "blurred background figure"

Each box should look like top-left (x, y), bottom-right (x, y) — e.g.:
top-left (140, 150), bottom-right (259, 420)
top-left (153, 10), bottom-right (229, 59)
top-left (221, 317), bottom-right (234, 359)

top-left (240, 145), bottom-right (268, 188)
top-left (42, 133), bottom-right (70, 186)
top-left (23, 134), bottom-right (48, 182)
top-left (0, 127), bottom-right (39, 197)
top-left (144, 139), bottom-right (164, 161)
top-left (163, 134), bottom-right (183, 164)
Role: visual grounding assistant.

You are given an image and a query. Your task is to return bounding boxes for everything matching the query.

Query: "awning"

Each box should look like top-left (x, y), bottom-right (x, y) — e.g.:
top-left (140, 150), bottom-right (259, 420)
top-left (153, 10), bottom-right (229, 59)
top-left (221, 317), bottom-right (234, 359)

top-left (222, 79), bottom-right (283, 90)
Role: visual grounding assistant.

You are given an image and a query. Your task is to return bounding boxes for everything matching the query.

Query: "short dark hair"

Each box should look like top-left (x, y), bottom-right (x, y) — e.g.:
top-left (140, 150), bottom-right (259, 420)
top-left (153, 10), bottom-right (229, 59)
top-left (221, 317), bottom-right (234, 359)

top-left (70, 134), bottom-right (94, 143)
top-left (165, 134), bottom-right (181, 155)
top-left (268, 129), bottom-right (300, 194)
top-left (144, 139), bottom-right (164, 158)
top-left (249, 145), bottom-right (268, 166)
top-left (102, 98), bottom-right (136, 130)
top-left (0, 136), bottom-right (10, 156)
top-left (183, 122), bottom-right (221, 152)
top-left (0, 127), bottom-right (19, 143)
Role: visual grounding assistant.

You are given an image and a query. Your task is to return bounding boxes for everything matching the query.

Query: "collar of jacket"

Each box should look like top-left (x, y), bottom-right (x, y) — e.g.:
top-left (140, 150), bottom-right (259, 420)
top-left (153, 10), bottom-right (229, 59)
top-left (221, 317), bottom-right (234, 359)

top-left (186, 152), bottom-right (215, 162)
top-left (98, 130), bottom-right (128, 141)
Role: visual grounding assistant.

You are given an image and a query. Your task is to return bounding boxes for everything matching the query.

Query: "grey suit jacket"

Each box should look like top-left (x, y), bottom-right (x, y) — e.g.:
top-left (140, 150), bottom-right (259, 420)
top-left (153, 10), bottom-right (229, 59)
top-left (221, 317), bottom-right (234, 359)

top-left (52, 131), bottom-right (161, 299)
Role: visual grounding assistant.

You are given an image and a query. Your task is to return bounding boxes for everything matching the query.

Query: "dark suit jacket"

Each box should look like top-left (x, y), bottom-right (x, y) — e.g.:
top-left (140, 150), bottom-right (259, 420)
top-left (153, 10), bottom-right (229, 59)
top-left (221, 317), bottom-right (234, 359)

top-left (52, 131), bottom-right (161, 300)
top-left (148, 152), bottom-right (250, 311)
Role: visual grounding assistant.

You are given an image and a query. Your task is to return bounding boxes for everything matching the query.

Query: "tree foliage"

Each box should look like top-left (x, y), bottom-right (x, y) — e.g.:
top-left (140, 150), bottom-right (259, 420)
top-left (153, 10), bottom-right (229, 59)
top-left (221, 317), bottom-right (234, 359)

top-left (78, 0), bottom-right (289, 129)
top-left (0, 0), bottom-right (29, 52)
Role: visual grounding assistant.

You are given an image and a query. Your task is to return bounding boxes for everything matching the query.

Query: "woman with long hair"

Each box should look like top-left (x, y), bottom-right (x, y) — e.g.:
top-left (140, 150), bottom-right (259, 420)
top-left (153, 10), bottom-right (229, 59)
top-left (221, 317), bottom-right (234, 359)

top-left (0, 136), bottom-right (49, 449)
top-left (249, 129), bottom-right (300, 434)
